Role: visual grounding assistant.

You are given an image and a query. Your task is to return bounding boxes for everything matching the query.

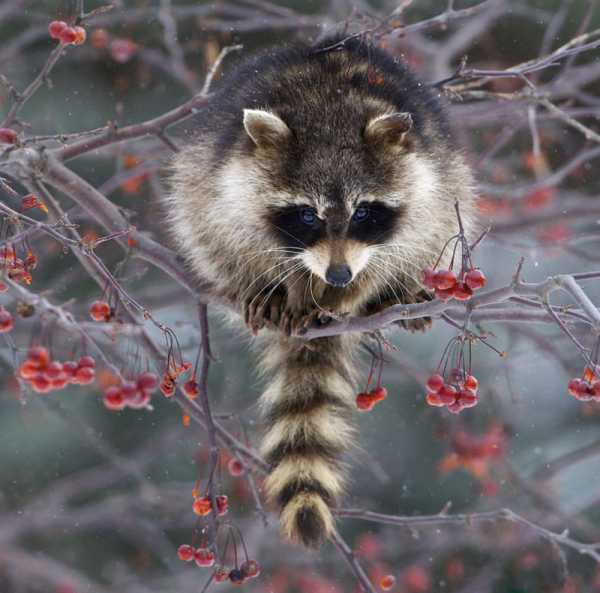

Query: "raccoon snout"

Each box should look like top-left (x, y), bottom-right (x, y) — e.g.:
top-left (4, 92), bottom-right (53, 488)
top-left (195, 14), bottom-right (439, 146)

top-left (325, 263), bottom-right (353, 287)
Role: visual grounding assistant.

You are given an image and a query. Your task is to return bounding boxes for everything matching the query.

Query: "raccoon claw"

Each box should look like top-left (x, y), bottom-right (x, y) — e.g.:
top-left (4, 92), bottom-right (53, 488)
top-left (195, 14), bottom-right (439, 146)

top-left (242, 289), bottom-right (285, 335)
top-left (279, 308), bottom-right (328, 336)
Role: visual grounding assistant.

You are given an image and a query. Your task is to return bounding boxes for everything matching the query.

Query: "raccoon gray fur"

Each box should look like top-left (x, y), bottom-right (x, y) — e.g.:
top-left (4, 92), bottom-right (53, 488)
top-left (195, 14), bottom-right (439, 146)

top-left (167, 36), bottom-right (476, 548)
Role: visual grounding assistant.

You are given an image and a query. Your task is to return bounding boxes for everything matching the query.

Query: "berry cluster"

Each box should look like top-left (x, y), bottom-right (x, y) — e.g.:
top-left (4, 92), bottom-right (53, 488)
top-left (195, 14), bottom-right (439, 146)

top-left (422, 267), bottom-right (487, 301)
top-left (178, 546), bottom-right (261, 583)
top-left (439, 424), bottom-right (506, 496)
top-left (568, 366), bottom-right (600, 402)
top-left (21, 194), bottom-right (48, 214)
top-left (356, 347), bottom-right (388, 412)
top-left (19, 348), bottom-right (95, 393)
top-left (159, 361), bottom-right (192, 398)
top-left (356, 387), bottom-right (387, 411)
top-left (1, 246), bottom-right (35, 285)
top-left (89, 300), bottom-right (112, 322)
top-left (192, 494), bottom-right (228, 517)
top-left (48, 21), bottom-right (86, 45)
top-left (0, 307), bottom-right (14, 333)
top-left (102, 372), bottom-right (158, 411)
top-left (425, 368), bottom-right (479, 414)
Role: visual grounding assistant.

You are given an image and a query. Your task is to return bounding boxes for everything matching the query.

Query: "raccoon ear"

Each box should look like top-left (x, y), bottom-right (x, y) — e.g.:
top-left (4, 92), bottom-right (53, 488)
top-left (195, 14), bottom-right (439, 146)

top-left (364, 112), bottom-right (413, 148)
top-left (243, 109), bottom-right (291, 148)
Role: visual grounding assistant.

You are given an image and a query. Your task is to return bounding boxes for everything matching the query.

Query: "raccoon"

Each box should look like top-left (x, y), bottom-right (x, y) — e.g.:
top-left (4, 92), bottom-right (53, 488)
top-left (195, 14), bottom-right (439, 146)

top-left (167, 36), bottom-right (475, 548)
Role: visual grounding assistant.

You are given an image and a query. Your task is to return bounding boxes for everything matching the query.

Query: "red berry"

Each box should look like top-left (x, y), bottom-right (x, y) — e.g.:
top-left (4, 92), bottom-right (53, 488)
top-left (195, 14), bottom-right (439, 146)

top-left (24, 252), bottom-right (38, 269)
top-left (0, 128), bottom-right (17, 144)
top-left (457, 388), bottom-right (477, 408)
top-left (216, 494), bottom-right (228, 516)
top-left (44, 361), bottom-right (63, 380)
top-left (438, 385), bottom-right (457, 405)
top-left (0, 282), bottom-right (7, 292)
top-left (127, 390), bottom-right (151, 409)
top-left (160, 379), bottom-right (175, 398)
top-left (59, 27), bottom-right (78, 44)
top-left (120, 381), bottom-right (138, 400)
top-left (447, 401), bottom-right (464, 414)
top-left (422, 267), bottom-right (437, 290)
top-left (177, 544), bottom-right (195, 562)
top-left (370, 386), bottom-right (387, 402)
top-left (137, 372), bottom-right (158, 392)
top-left (28, 346), bottom-right (49, 368)
top-left (214, 566), bottom-right (229, 582)
top-left (380, 574), bottom-right (396, 591)
top-left (426, 374), bottom-right (444, 393)
top-left (463, 374), bottom-right (478, 391)
top-left (19, 361), bottom-right (38, 379)
top-left (426, 392), bottom-right (444, 407)
top-left (72, 26), bottom-right (86, 45)
top-left (452, 282), bottom-right (473, 301)
top-left (89, 300), bottom-right (111, 322)
top-left (240, 559), bottom-right (260, 579)
top-left (194, 548), bottom-right (216, 568)
top-left (192, 496), bottom-right (212, 516)
top-left (228, 458), bottom-right (245, 476)
top-left (434, 287), bottom-right (454, 301)
top-left (0, 309), bottom-right (14, 332)
top-left (104, 387), bottom-right (125, 410)
top-left (183, 379), bottom-right (200, 399)
top-left (229, 568), bottom-right (245, 585)
top-left (51, 377), bottom-right (68, 390)
top-left (62, 361), bottom-right (78, 377)
top-left (583, 366), bottom-right (597, 383)
top-left (464, 268), bottom-right (487, 290)
top-left (356, 392), bottom-right (375, 411)
top-left (568, 378), bottom-right (583, 397)
top-left (75, 366), bottom-right (95, 385)
top-left (78, 356), bottom-right (96, 369)
top-left (31, 375), bottom-right (52, 394)
top-left (593, 382), bottom-right (600, 398)
top-left (434, 269), bottom-right (457, 290)
top-left (48, 20), bottom-right (68, 39)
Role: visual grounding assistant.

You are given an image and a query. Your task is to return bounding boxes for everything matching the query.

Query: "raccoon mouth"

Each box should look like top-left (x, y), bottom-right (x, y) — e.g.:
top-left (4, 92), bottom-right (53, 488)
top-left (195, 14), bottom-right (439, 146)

top-left (325, 264), bottom-right (353, 287)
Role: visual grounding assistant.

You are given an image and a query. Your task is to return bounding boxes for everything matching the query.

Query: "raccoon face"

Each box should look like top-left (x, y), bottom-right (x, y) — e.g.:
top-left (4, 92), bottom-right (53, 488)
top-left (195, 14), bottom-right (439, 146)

top-left (243, 108), bottom-right (419, 287)
top-left (266, 199), bottom-right (404, 287)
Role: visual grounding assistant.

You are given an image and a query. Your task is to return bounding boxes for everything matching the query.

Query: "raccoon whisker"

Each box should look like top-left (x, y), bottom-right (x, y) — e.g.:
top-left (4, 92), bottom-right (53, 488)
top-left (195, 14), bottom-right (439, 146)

top-left (308, 273), bottom-right (331, 318)
top-left (369, 257), bottom-right (422, 294)
top-left (238, 259), bottom-right (291, 301)
top-left (367, 258), bottom-right (405, 305)
top-left (368, 256), bottom-right (421, 300)
top-left (246, 260), bottom-right (306, 307)
top-left (252, 261), bottom-right (307, 314)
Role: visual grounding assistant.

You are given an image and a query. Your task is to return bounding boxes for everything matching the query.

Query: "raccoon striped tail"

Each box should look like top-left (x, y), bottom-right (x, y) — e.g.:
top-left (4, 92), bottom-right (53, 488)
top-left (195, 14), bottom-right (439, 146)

top-left (259, 334), bottom-right (357, 547)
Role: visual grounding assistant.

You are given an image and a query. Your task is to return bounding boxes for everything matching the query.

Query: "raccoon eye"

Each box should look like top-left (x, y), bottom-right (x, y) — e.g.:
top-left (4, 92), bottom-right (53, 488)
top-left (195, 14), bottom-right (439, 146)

top-left (352, 205), bottom-right (369, 222)
top-left (300, 207), bottom-right (317, 226)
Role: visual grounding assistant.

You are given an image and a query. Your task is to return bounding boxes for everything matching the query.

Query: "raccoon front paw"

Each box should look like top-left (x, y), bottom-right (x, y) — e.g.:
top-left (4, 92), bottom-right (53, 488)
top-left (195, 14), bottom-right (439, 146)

top-left (279, 307), bottom-right (331, 336)
top-left (242, 287), bottom-right (286, 335)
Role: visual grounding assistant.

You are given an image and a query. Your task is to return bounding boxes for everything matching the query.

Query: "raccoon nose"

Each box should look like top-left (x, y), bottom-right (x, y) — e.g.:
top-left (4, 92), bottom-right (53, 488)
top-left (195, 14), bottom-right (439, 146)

top-left (325, 264), bottom-right (352, 287)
